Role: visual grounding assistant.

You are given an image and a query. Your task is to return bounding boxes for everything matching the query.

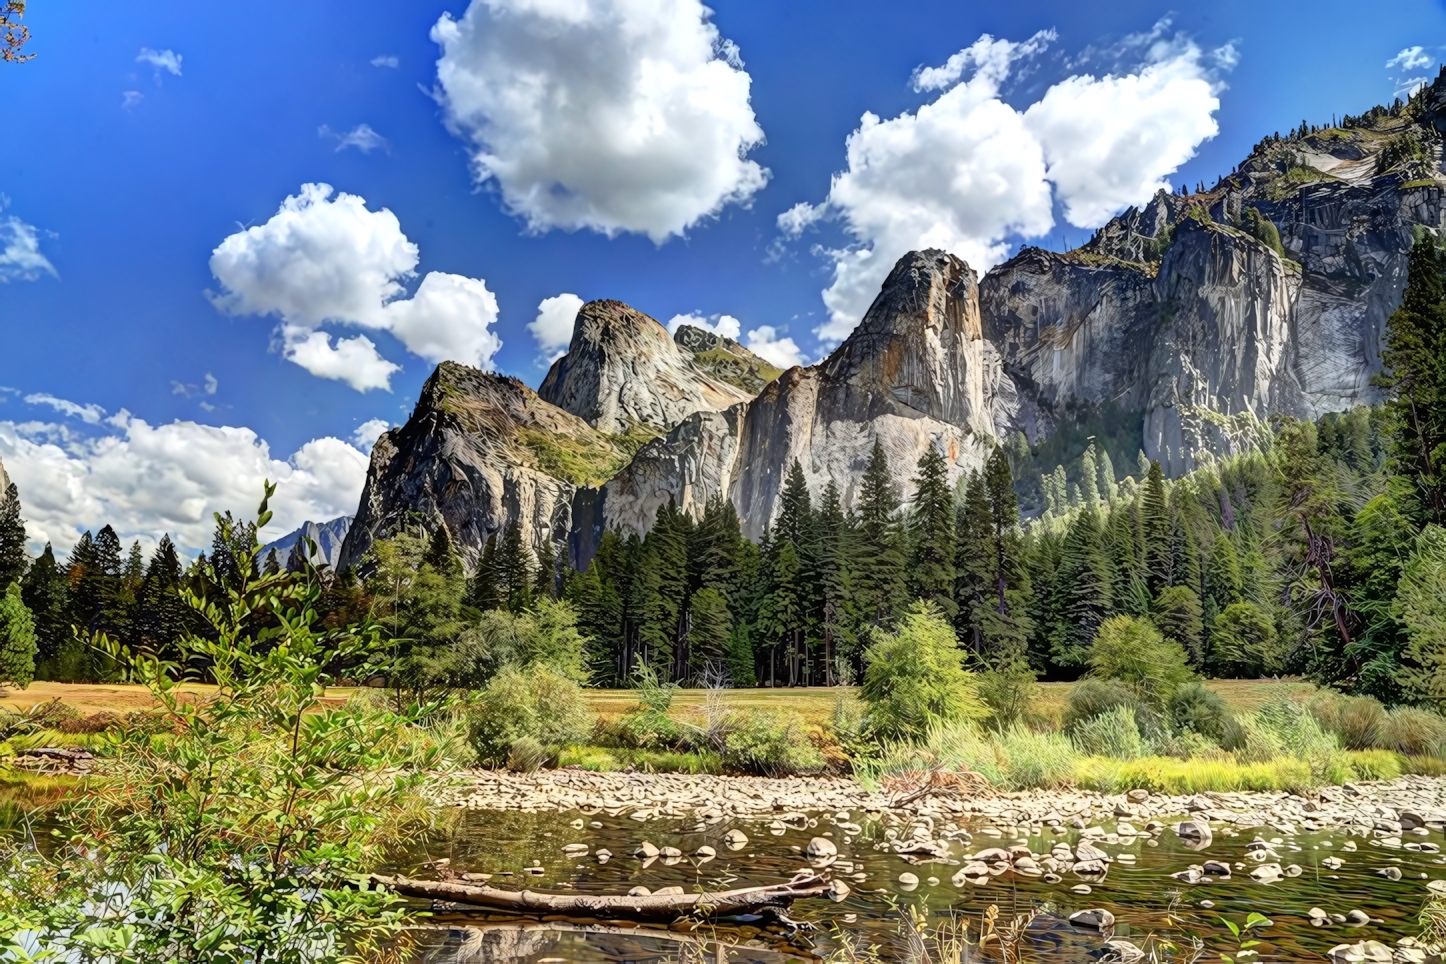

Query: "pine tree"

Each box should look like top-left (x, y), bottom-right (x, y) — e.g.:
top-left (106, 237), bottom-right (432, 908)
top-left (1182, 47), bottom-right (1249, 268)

top-left (137, 534), bottom-right (188, 660)
top-left (1049, 509), bottom-right (1114, 670)
top-left (640, 500), bottom-right (689, 679)
top-left (688, 587), bottom-right (732, 669)
top-left (1154, 585), bottom-right (1206, 665)
top-left (495, 521), bottom-right (534, 614)
top-left (759, 539), bottom-right (803, 685)
top-left (1141, 461), bottom-right (1171, 593)
top-left (1376, 231), bottom-right (1446, 525)
top-left (1079, 444), bottom-right (1101, 508)
top-left (0, 582), bottom-right (36, 689)
top-left (533, 539), bottom-right (558, 602)
top-left (0, 483), bottom-right (28, 590)
top-left (981, 447), bottom-right (1033, 663)
top-left (907, 445), bottom-right (956, 617)
top-left (954, 470), bottom-right (993, 654)
top-left (468, 533), bottom-right (502, 611)
top-left (854, 439), bottom-right (906, 628)
top-left (1206, 535), bottom-right (1244, 609)
top-left (20, 544), bottom-right (66, 671)
top-left (816, 481), bottom-right (850, 683)
top-left (263, 549), bottom-right (282, 576)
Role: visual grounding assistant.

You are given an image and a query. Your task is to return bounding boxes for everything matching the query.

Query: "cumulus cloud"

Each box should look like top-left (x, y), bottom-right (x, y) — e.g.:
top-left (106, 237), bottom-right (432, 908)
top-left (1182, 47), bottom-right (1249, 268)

top-left (25, 393), bottom-right (104, 424)
top-left (431, 0), bottom-right (768, 243)
top-left (783, 26), bottom-right (1228, 343)
top-left (665, 312), bottom-right (741, 340)
top-left (209, 183), bottom-right (503, 391)
top-left (371, 55), bottom-right (399, 68)
top-left (0, 212), bottom-right (57, 283)
top-left (0, 415), bottom-right (368, 554)
top-left (122, 90), bottom-right (144, 109)
top-left (320, 123), bottom-right (389, 154)
top-left (529, 293), bottom-right (585, 358)
top-left (137, 47), bottom-right (182, 76)
top-left (743, 326), bottom-right (804, 370)
top-left (351, 418), bottom-right (390, 452)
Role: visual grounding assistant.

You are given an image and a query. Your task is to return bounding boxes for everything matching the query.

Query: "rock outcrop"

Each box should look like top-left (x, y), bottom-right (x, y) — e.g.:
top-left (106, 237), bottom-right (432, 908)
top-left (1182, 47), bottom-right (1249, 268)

top-left (538, 300), bottom-right (751, 435)
top-left (578, 250), bottom-right (999, 554)
top-left (338, 363), bottom-right (627, 571)
top-left (261, 517), bottom-right (352, 570)
top-left (672, 324), bottom-right (783, 395)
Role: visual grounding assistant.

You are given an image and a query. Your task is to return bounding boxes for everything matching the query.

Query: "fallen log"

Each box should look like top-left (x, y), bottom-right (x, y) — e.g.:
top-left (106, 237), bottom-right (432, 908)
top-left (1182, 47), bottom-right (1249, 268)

top-left (369, 871), bottom-right (829, 924)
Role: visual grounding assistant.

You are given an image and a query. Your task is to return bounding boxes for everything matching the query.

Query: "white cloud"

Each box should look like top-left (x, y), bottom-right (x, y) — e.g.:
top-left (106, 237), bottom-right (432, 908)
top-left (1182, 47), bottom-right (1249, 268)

top-left (371, 54), bottom-right (400, 68)
top-left (743, 325), bottom-right (804, 369)
top-left (0, 213), bottom-right (57, 282)
top-left (351, 418), bottom-right (390, 452)
top-left (430, 0), bottom-right (768, 243)
top-left (209, 184), bottom-right (503, 390)
top-left (137, 47), bottom-right (182, 76)
top-left (0, 415), bottom-right (368, 555)
top-left (665, 312), bottom-right (741, 340)
top-left (1388, 46), bottom-right (1433, 72)
top-left (279, 326), bottom-right (400, 393)
top-left (320, 123), bottom-right (389, 154)
top-left (25, 393), bottom-right (104, 425)
top-left (529, 293), bottom-right (585, 358)
top-left (785, 26), bottom-right (1227, 344)
top-left (122, 90), bottom-right (144, 109)
top-left (204, 373), bottom-right (218, 395)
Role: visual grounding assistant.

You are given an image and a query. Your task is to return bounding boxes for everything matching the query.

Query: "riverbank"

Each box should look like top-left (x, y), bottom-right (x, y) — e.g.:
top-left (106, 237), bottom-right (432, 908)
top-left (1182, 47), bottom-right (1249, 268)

top-left (435, 769), bottom-right (1446, 838)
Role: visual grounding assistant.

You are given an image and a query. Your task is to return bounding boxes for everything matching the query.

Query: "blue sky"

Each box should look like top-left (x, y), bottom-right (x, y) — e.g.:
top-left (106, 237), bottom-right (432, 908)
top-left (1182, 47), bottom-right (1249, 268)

top-left (0, 0), bottom-right (1442, 553)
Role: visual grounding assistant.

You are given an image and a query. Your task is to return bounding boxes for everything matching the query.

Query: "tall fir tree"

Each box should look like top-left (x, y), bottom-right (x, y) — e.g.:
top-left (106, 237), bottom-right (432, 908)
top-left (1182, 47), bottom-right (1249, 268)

top-left (954, 469), bottom-right (994, 654)
top-left (0, 483), bottom-right (28, 590)
top-left (468, 533), bottom-right (502, 611)
top-left (1049, 509), bottom-right (1114, 670)
top-left (20, 544), bottom-right (67, 671)
top-left (136, 534), bottom-right (188, 661)
top-left (854, 439), bottom-right (907, 629)
top-left (1141, 460), bottom-right (1172, 593)
top-left (495, 520), bottom-right (535, 614)
top-left (907, 446), bottom-right (957, 617)
top-left (1376, 231), bottom-right (1446, 526)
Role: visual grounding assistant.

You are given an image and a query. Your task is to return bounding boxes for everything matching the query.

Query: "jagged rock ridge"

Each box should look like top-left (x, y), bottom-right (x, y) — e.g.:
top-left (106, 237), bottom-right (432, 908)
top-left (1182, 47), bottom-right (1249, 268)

top-left (577, 250), bottom-right (998, 556)
top-left (262, 517), bottom-right (352, 570)
top-left (672, 324), bottom-right (783, 395)
top-left (538, 300), bottom-right (751, 435)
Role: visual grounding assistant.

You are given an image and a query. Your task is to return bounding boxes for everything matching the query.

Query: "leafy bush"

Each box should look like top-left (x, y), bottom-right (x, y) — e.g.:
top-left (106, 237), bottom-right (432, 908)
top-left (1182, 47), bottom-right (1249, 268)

top-left (507, 736), bottom-right (550, 773)
top-left (1380, 707), bottom-right (1446, 756)
top-left (1078, 755), bottom-right (1314, 794)
top-left (976, 662), bottom-right (1037, 732)
top-left (1071, 705), bottom-right (1146, 760)
top-left (610, 707), bottom-right (689, 750)
top-left (558, 746), bottom-right (722, 773)
top-left (862, 603), bottom-right (986, 741)
top-left (721, 710), bottom-right (825, 776)
top-left (1063, 678), bottom-right (1137, 731)
top-left (1211, 602), bottom-right (1282, 676)
top-left (468, 665), bottom-right (593, 768)
top-left (632, 661), bottom-right (678, 712)
top-left (1087, 615), bottom-right (1194, 711)
top-left (852, 720), bottom-right (1004, 789)
top-left (1169, 682), bottom-right (1234, 743)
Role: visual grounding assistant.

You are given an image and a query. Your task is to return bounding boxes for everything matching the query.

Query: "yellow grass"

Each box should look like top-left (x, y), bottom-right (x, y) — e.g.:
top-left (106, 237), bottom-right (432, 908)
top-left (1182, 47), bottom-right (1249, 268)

top-left (3, 677), bottom-right (1319, 725)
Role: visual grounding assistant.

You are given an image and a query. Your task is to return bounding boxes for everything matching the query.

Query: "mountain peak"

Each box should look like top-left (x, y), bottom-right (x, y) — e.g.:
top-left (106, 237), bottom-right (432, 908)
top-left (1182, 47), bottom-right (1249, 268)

top-left (538, 298), bottom-right (751, 434)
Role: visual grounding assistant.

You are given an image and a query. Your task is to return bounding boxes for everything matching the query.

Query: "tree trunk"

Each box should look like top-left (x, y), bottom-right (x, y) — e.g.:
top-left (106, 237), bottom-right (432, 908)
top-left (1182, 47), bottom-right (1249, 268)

top-left (369, 873), bottom-right (829, 924)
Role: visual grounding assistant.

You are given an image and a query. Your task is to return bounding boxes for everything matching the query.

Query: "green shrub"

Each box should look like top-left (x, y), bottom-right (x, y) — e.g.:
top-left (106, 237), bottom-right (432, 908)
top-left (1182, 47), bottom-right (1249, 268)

top-left (851, 721), bottom-right (1004, 789)
top-left (1071, 706), bottom-right (1146, 760)
top-left (558, 746), bottom-right (722, 773)
top-left (976, 662), bottom-right (1038, 732)
top-left (1087, 615), bottom-right (1194, 711)
top-left (468, 665), bottom-right (593, 768)
top-left (1063, 678), bottom-right (1137, 731)
top-left (861, 603), bottom-right (986, 741)
top-left (1380, 707), bottom-right (1446, 756)
top-left (1317, 694), bottom-right (1388, 750)
top-left (1077, 755), bottom-right (1314, 794)
top-left (721, 710), bottom-right (825, 776)
top-left (1345, 749), bottom-right (1404, 781)
top-left (1169, 682), bottom-right (1234, 743)
top-left (507, 736), bottom-right (550, 773)
top-left (610, 707), bottom-right (689, 750)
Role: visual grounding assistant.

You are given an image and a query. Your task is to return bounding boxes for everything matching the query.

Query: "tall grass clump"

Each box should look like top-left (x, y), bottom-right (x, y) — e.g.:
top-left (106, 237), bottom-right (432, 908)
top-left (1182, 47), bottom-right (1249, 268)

top-left (1070, 705), bottom-right (1146, 760)
top-left (1380, 707), bottom-right (1446, 756)
top-left (994, 727), bottom-right (1078, 790)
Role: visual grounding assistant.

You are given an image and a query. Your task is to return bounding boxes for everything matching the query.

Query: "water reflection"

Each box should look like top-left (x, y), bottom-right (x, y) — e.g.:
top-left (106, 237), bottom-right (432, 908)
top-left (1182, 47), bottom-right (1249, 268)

top-left (396, 805), bottom-right (1446, 962)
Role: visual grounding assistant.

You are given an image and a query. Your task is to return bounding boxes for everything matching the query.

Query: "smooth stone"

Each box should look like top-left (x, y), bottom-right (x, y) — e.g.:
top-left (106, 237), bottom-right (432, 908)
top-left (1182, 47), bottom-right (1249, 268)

top-left (1378, 866), bottom-right (1403, 881)
top-left (628, 886), bottom-right (651, 896)
top-left (634, 842), bottom-right (660, 859)
top-left (1101, 939), bottom-right (1145, 963)
top-left (897, 872), bottom-right (919, 891)
top-left (1071, 884), bottom-right (1092, 895)
top-left (1326, 941), bottom-right (1393, 963)
top-left (695, 846), bottom-right (716, 860)
top-left (1069, 908), bottom-right (1116, 930)
top-left (806, 836), bottom-right (837, 857)
top-left (724, 830), bottom-right (748, 850)
top-left (1346, 909), bottom-right (1371, 926)
top-left (827, 879), bottom-right (851, 902)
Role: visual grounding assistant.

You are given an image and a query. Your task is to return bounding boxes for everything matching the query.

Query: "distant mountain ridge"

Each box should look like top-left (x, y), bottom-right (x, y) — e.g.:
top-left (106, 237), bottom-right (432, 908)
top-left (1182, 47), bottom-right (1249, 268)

top-left (262, 517), bottom-right (352, 570)
top-left (337, 69), bottom-right (1446, 572)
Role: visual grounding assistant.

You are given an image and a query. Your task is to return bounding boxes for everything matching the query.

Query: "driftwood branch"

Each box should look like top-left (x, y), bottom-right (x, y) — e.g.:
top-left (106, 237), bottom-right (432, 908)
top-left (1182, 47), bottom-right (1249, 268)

top-left (370, 871), bottom-right (829, 923)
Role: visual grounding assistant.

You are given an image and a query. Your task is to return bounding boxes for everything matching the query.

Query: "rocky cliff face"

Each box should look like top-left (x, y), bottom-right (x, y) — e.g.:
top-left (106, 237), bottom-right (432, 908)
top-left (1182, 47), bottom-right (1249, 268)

top-left (262, 516), bottom-right (352, 570)
top-left (538, 300), bottom-right (751, 434)
top-left (983, 78), bottom-right (1446, 474)
top-left (579, 250), bottom-right (999, 554)
top-left (338, 362), bottom-right (626, 571)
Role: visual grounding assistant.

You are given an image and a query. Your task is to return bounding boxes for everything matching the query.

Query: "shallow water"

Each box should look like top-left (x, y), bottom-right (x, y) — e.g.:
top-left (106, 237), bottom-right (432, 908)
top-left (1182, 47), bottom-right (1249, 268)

top-left (398, 805), bottom-right (1446, 962)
